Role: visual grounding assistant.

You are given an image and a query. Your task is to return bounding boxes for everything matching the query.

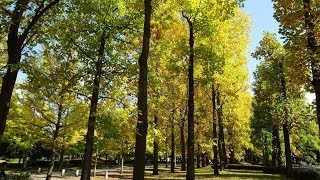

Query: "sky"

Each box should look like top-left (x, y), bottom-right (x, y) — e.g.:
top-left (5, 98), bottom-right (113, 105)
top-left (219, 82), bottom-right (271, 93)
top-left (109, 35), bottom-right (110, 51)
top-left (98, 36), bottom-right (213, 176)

top-left (242, 0), bottom-right (280, 85)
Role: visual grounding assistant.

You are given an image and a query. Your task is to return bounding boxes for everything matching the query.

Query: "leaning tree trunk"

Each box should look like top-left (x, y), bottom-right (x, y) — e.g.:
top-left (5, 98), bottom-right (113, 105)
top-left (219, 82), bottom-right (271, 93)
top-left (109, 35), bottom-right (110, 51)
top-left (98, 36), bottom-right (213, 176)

top-left (80, 36), bottom-right (105, 180)
top-left (180, 116), bottom-right (186, 171)
top-left (153, 115), bottom-right (159, 175)
top-left (133, 0), bottom-right (152, 179)
top-left (211, 84), bottom-right (219, 174)
top-left (184, 15), bottom-right (195, 180)
top-left (46, 104), bottom-right (63, 180)
top-left (171, 110), bottom-right (175, 173)
top-left (279, 62), bottom-right (292, 176)
top-left (303, 0), bottom-right (320, 134)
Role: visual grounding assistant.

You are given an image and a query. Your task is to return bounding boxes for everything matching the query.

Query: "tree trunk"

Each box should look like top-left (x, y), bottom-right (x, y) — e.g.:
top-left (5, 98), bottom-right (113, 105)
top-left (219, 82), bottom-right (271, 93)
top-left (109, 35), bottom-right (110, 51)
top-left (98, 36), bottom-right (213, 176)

top-left (81, 35), bottom-right (106, 180)
top-left (22, 151), bottom-right (28, 169)
top-left (153, 115), bottom-right (159, 175)
top-left (201, 153), bottom-right (206, 167)
top-left (165, 148), bottom-right (168, 168)
top-left (105, 154), bottom-right (108, 167)
top-left (279, 62), bottom-right (292, 176)
top-left (196, 143), bottom-right (201, 168)
top-left (46, 104), bottom-right (63, 180)
top-left (171, 110), bottom-right (175, 173)
top-left (303, 0), bottom-right (320, 134)
top-left (133, 1), bottom-right (152, 179)
top-left (184, 16), bottom-right (195, 180)
top-left (217, 91), bottom-right (227, 170)
top-left (272, 125), bottom-right (282, 168)
top-left (180, 117), bottom-right (186, 171)
top-left (211, 85), bottom-right (219, 174)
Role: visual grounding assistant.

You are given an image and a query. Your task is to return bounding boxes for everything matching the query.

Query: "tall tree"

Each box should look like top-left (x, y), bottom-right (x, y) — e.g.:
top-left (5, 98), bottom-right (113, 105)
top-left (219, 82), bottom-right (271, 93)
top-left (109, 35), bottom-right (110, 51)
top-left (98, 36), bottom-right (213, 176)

top-left (133, 0), bottom-right (152, 179)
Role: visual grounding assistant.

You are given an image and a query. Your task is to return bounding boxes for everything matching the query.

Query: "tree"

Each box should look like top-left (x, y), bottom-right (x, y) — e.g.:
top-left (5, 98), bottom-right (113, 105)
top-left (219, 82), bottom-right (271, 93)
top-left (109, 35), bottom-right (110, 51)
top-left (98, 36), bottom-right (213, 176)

top-left (133, 0), bottom-right (152, 179)
top-left (0, 0), bottom-right (61, 139)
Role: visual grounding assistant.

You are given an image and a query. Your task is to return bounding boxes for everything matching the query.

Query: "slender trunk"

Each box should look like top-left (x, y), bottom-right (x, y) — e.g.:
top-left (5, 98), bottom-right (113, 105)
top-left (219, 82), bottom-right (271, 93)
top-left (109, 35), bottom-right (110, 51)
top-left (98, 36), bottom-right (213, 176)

top-left (217, 91), bottom-right (227, 170)
top-left (229, 149), bottom-right (235, 164)
top-left (46, 103), bottom-right (63, 180)
top-left (153, 115), bottom-right (159, 175)
top-left (105, 154), bottom-right (108, 166)
top-left (22, 151), bottom-right (27, 169)
top-left (180, 117), bottom-right (186, 171)
top-left (185, 16), bottom-right (195, 180)
top-left (59, 148), bottom-right (65, 169)
top-left (121, 155), bottom-right (124, 174)
top-left (171, 110), bottom-right (175, 173)
top-left (279, 62), bottom-right (292, 176)
top-left (303, 0), bottom-right (320, 134)
top-left (133, 1), bottom-right (152, 179)
top-left (211, 85), bottom-right (219, 174)
top-left (165, 148), bottom-right (168, 168)
top-left (201, 153), bottom-right (206, 167)
top-left (81, 36), bottom-right (106, 180)
top-left (19, 152), bottom-right (22, 165)
top-left (196, 143), bottom-right (200, 168)
top-left (272, 125), bottom-right (282, 168)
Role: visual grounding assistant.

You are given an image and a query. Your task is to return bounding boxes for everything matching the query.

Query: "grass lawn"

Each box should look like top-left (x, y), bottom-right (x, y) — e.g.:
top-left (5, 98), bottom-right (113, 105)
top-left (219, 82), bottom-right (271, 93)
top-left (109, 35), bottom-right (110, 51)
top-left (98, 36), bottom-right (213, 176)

top-left (144, 166), bottom-right (287, 179)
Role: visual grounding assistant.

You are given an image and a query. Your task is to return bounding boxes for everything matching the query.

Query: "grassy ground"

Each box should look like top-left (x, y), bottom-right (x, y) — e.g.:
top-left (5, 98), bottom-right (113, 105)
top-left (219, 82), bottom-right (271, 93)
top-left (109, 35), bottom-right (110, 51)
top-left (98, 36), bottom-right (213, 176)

top-left (144, 166), bottom-right (287, 180)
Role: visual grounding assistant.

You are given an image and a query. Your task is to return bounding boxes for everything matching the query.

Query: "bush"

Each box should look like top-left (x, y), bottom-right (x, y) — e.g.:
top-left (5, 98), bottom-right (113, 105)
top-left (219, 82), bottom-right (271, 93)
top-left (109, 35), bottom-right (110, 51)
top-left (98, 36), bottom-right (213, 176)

top-left (292, 168), bottom-right (320, 180)
top-left (0, 172), bottom-right (30, 180)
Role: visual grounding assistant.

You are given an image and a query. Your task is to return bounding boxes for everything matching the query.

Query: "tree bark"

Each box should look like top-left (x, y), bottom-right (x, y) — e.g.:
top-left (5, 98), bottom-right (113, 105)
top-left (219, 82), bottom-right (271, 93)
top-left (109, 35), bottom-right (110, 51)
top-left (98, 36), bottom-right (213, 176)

top-left (80, 35), bottom-right (106, 180)
top-left (279, 62), bottom-right (292, 176)
top-left (180, 115), bottom-right (186, 171)
top-left (133, 0), bottom-right (152, 179)
top-left (171, 110), bottom-right (175, 173)
top-left (272, 125), bottom-right (282, 168)
top-left (217, 91), bottom-right (227, 170)
top-left (201, 153), bottom-right (206, 167)
top-left (0, 0), bottom-right (61, 140)
top-left (211, 85), bottom-right (219, 174)
top-left (46, 104), bottom-right (63, 180)
top-left (153, 115), bottom-right (159, 175)
top-left (196, 143), bottom-right (201, 168)
top-left (183, 15), bottom-right (195, 180)
top-left (303, 0), bottom-right (320, 134)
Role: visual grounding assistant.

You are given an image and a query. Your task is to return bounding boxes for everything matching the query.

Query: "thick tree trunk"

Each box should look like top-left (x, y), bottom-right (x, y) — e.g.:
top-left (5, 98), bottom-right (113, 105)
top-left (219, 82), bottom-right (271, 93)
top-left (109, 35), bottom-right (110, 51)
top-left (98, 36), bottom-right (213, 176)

top-left (185, 16), bottom-right (195, 180)
top-left (217, 91), bottom-right (227, 170)
top-left (171, 110), bottom-right (175, 173)
top-left (279, 62), bottom-right (292, 176)
top-left (180, 117), bottom-right (186, 171)
top-left (80, 36), bottom-right (105, 180)
top-left (165, 149), bottom-right (168, 168)
top-left (153, 115), bottom-right (159, 175)
top-left (303, 0), bottom-right (320, 134)
top-left (211, 85), bottom-right (219, 174)
top-left (133, 1), bottom-right (152, 179)
top-left (46, 104), bottom-right (63, 180)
